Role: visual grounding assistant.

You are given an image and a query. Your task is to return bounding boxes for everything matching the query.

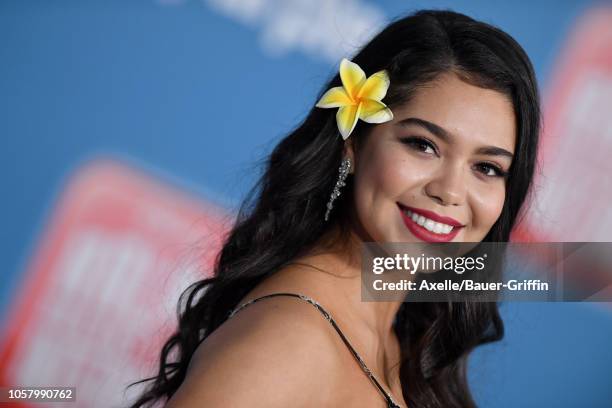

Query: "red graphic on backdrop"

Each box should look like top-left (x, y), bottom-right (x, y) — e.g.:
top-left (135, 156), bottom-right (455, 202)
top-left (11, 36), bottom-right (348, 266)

top-left (0, 159), bottom-right (229, 407)
top-left (512, 6), bottom-right (612, 243)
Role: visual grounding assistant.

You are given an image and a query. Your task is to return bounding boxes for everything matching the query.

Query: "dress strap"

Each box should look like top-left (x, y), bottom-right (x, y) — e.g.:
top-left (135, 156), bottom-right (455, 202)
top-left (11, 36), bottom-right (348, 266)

top-left (227, 292), bottom-right (402, 408)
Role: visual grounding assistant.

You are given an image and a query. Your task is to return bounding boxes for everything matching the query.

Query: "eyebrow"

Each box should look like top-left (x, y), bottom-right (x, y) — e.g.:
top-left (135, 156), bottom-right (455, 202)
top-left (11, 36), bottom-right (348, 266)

top-left (397, 117), bottom-right (514, 159)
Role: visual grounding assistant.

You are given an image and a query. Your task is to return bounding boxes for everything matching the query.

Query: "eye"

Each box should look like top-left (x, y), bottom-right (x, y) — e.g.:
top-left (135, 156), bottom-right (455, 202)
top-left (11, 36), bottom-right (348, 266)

top-left (474, 162), bottom-right (508, 178)
top-left (401, 136), bottom-right (437, 155)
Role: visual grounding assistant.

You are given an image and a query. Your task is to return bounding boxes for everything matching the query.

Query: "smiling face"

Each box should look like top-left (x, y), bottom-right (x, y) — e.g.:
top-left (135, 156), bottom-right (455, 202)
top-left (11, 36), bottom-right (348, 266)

top-left (345, 71), bottom-right (516, 243)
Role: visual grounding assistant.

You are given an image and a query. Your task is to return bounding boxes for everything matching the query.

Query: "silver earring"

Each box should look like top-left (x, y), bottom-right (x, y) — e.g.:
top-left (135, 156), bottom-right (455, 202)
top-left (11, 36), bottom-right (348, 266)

top-left (324, 157), bottom-right (351, 222)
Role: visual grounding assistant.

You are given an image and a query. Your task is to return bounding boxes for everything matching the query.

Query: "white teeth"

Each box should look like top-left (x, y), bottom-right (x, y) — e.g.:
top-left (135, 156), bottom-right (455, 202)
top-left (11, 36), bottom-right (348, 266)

top-left (404, 209), bottom-right (455, 235)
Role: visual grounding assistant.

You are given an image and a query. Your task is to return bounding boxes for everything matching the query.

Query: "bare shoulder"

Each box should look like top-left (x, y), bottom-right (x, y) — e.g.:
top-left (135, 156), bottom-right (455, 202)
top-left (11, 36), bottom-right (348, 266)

top-left (165, 294), bottom-right (345, 407)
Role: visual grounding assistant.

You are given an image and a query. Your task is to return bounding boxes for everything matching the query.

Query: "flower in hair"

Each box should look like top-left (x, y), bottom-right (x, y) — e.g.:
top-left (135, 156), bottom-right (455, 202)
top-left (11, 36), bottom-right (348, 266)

top-left (315, 58), bottom-right (393, 140)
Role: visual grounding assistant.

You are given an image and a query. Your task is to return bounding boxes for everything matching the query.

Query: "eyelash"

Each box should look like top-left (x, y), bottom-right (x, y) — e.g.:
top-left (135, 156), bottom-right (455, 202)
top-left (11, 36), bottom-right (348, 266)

top-left (400, 136), bottom-right (509, 178)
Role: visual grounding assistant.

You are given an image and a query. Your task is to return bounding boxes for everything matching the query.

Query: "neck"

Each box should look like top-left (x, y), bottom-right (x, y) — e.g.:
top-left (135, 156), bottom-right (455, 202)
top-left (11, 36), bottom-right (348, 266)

top-left (299, 224), bottom-right (404, 386)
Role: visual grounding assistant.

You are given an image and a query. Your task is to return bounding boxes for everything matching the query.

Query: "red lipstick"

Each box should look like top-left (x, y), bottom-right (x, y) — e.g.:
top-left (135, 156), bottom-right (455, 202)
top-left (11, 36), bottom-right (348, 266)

top-left (398, 204), bottom-right (464, 243)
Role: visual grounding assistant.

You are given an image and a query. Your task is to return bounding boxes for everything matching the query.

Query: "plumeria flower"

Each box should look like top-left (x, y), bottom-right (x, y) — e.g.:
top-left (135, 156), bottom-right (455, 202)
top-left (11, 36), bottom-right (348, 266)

top-left (316, 58), bottom-right (394, 140)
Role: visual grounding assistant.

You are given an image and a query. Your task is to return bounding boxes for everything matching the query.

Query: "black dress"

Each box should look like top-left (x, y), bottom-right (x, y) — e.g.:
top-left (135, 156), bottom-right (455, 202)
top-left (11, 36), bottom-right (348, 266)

top-left (228, 292), bottom-right (403, 408)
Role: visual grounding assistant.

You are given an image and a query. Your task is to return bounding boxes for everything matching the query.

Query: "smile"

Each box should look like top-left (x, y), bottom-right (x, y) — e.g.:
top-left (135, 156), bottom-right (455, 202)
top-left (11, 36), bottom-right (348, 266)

top-left (404, 209), bottom-right (454, 233)
top-left (398, 204), bottom-right (464, 243)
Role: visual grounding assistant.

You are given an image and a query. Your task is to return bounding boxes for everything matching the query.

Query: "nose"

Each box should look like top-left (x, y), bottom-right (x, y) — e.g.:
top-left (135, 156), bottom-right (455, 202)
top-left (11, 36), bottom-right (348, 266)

top-left (424, 163), bottom-right (467, 207)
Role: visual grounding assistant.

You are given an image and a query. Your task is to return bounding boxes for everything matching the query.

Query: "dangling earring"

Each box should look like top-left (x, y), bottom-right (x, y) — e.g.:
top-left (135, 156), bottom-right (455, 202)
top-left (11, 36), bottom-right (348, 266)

top-left (324, 157), bottom-right (352, 222)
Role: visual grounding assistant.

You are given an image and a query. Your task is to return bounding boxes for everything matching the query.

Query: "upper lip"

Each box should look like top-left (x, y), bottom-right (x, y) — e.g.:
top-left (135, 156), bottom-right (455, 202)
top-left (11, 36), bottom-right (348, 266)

top-left (398, 204), bottom-right (465, 227)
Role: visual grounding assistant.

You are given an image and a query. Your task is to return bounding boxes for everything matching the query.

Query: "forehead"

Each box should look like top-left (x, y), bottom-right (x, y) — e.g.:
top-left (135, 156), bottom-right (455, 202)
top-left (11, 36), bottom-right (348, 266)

top-left (390, 72), bottom-right (516, 153)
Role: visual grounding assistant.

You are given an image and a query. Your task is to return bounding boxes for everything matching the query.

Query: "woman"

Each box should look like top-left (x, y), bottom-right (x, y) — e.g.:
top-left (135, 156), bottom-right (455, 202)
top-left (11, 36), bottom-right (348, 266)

top-left (128, 9), bottom-right (540, 408)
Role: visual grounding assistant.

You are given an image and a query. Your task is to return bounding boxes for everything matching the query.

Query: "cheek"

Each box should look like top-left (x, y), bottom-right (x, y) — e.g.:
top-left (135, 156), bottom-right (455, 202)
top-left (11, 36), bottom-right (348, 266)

top-left (353, 151), bottom-right (432, 242)
top-left (470, 183), bottom-right (506, 229)
top-left (352, 153), bottom-right (391, 221)
top-left (372, 149), bottom-right (431, 200)
top-left (352, 148), bottom-right (407, 233)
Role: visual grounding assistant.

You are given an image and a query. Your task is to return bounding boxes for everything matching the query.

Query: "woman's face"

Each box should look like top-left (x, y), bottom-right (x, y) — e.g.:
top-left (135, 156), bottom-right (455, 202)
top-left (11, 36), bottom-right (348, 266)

top-left (347, 72), bottom-right (516, 243)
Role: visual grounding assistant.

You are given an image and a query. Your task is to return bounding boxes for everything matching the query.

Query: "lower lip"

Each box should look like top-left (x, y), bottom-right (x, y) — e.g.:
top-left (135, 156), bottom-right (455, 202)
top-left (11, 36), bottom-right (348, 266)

top-left (399, 205), bottom-right (462, 243)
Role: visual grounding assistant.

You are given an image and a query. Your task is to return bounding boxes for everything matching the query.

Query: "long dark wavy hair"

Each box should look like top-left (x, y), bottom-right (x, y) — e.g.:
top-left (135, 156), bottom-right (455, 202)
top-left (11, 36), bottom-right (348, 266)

top-left (127, 9), bottom-right (540, 408)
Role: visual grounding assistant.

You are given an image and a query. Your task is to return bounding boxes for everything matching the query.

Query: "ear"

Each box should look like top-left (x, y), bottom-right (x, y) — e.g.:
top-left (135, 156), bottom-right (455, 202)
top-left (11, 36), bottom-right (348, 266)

top-left (343, 139), bottom-right (355, 174)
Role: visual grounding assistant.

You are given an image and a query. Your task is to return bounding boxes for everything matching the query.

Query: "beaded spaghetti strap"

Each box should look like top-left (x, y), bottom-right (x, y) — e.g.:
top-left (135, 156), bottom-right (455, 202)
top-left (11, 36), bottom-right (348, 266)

top-left (227, 292), bottom-right (402, 408)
